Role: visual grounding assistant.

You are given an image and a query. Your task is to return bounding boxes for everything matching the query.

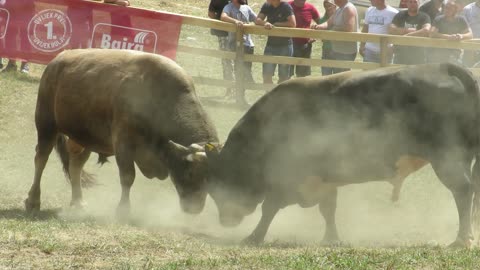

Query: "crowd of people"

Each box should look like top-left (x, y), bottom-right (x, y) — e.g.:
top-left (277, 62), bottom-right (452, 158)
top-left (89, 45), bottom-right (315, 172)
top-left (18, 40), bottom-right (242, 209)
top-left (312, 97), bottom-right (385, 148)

top-left (209, 0), bottom-right (480, 99)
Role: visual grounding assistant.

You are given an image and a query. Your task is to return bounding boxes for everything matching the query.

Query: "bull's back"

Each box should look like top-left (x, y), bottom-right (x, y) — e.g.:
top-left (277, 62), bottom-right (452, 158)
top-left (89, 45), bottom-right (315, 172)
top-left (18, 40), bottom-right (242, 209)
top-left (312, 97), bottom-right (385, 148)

top-left (223, 63), bottom-right (479, 184)
top-left (37, 49), bottom-right (195, 153)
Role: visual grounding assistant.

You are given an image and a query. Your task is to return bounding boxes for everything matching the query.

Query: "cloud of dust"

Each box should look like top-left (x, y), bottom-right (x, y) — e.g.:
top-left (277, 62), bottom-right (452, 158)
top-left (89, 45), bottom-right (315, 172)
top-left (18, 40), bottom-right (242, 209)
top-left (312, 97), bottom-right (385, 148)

top-left (68, 155), bottom-right (458, 247)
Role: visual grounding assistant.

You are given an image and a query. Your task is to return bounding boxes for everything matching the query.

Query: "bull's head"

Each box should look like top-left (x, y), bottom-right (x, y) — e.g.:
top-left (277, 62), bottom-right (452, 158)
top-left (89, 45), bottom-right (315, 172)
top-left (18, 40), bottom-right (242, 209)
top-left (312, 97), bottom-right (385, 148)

top-left (166, 140), bottom-right (209, 214)
top-left (205, 143), bottom-right (262, 227)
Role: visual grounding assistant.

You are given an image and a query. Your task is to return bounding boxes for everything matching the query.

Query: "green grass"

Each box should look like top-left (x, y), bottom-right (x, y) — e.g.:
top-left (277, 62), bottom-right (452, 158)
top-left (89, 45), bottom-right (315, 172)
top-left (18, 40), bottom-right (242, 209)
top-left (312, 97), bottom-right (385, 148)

top-left (1, 0), bottom-right (480, 269)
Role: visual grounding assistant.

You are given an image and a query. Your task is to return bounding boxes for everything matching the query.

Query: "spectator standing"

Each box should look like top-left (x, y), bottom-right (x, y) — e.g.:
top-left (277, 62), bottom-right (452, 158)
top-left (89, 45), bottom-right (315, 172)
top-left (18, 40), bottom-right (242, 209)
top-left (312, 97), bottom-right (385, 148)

top-left (314, 0), bottom-right (359, 74)
top-left (388, 0), bottom-right (431, 65)
top-left (317, 0), bottom-right (337, 75)
top-left (429, 0), bottom-right (472, 63)
top-left (221, 0), bottom-right (257, 106)
top-left (360, 0), bottom-right (398, 63)
top-left (462, 0), bottom-right (480, 67)
top-left (419, 0), bottom-right (444, 21)
top-left (288, 0), bottom-right (321, 78)
top-left (255, 0), bottom-right (296, 84)
top-left (2, 1), bottom-right (34, 73)
top-left (209, 0), bottom-right (236, 96)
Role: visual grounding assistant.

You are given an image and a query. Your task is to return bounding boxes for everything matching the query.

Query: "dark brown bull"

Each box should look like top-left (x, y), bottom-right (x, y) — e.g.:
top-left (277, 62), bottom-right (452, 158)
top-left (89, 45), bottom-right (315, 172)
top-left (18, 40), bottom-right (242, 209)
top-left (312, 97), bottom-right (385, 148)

top-left (25, 49), bottom-right (217, 218)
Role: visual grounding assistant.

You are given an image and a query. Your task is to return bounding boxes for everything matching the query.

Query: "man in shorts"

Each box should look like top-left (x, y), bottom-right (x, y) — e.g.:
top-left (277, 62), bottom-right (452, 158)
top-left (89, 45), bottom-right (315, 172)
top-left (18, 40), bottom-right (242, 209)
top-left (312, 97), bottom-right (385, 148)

top-left (255, 0), bottom-right (296, 84)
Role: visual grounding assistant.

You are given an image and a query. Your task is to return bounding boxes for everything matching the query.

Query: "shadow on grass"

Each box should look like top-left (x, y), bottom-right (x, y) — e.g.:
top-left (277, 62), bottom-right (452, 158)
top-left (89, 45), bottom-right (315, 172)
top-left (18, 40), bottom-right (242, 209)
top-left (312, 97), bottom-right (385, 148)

top-left (1, 71), bottom-right (42, 84)
top-left (0, 208), bottom-right (61, 221)
top-left (199, 96), bottom-right (250, 111)
top-left (15, 74), bottom-right (41, 84)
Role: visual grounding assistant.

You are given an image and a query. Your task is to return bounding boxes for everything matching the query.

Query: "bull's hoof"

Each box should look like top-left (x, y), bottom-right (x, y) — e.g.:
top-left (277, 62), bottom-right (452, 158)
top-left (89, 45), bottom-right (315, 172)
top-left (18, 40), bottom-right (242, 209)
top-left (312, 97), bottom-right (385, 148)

top-left (241, 234), bottom-right (264, 246)
top-left (448, 238), bottom-right (473, 249)
top-left (115, 205), bottom-right (131, 223)
top-left (320, 237), bottom-right (342, 247)
top-left (24, 198), bottom-right (40, 214)
top-left (70, 200), bottom-right (87, 210)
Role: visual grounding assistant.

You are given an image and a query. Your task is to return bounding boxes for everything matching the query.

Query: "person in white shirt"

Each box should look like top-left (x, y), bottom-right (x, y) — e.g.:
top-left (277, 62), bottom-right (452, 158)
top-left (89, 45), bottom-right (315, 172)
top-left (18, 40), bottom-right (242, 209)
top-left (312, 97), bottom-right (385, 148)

top-left (360, 0), bottom-right (398, 63)
top-left (462, 0), bottom-right (480, 67)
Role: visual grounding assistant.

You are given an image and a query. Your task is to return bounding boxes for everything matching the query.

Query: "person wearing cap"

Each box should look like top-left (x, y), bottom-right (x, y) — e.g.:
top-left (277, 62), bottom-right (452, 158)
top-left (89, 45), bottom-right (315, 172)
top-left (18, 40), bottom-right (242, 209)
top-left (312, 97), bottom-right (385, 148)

top-left (288, 0), bottom-right (321, 78)
top-left (220, 0), bottom-right (257, 107)
top-left (255, 0), bottom-right (296, 84)
top-left (419, 0), bottom-right (444, 21)
top-left (388, 0), bottom-right (430, 65)
top-left (317, 0), bottom-right (337, 75)
top-left (360, 0), bottom-right (398, 63)
top-left (429, 0), bottom-right (472, 63)
top-left (313, 0), bottom-right (359, 74)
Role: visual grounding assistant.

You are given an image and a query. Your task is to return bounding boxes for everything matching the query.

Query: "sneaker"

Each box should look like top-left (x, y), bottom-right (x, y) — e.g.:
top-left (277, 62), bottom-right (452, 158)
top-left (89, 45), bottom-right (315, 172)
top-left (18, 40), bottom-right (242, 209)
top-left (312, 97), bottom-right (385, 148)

top-left (20, 63), bottom-right (29, 74)
top-left (224, 88), bottom-right (235, 100)
top-left (1, 63), bottom-right (17, 73)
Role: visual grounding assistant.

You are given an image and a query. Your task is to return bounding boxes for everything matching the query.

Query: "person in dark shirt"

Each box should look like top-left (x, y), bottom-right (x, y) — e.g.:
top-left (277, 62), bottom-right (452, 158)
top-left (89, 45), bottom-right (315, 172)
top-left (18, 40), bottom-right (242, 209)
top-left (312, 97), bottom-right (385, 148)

top-left (209, 0), bottom-right (236, 97)
top-left (255, 0), bottom-right (296, 84)
top-left (388, 0), bottom-right (431, 65)
top-left (429, 0), bottom-right (472, 63)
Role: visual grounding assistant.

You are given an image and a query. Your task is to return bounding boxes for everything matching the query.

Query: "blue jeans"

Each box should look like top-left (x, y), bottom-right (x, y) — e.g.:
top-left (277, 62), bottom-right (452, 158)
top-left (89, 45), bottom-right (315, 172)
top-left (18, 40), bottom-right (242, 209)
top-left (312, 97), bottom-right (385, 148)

top-left (362, 48), bottom-right (393, 64)
top-left (330, 51), bottom-right (357, 74)
top-left (263, 44), bottom-right (294, 82)
top-left (322, 46), bottom-right (334, 76)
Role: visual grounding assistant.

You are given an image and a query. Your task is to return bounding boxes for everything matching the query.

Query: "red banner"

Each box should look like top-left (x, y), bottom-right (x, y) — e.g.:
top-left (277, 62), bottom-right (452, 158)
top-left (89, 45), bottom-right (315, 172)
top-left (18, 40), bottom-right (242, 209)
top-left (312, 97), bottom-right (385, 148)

top-left (0, 0), bottom-right (183, 64)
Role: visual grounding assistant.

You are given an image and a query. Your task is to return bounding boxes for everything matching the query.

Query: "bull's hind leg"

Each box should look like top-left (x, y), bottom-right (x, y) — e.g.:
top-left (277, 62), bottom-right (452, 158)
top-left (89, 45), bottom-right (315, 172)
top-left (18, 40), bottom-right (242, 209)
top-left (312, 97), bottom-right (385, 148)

top-left (318, 186), bottom-right (340, 245)
top-left (67, 139), bottom-right (91, 209)
top-left (25, 132), bottom-right (57, 213)
top-left (242, 194), bottom-right (281, 245)
top-left (431, 158), bottom-right (474, 248)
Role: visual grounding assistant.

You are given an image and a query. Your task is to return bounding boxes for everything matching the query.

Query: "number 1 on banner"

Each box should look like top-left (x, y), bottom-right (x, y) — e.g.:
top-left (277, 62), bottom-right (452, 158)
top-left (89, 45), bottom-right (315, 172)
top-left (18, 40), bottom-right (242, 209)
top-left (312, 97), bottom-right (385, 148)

top-left (44, 21), bottom-right (56, 40)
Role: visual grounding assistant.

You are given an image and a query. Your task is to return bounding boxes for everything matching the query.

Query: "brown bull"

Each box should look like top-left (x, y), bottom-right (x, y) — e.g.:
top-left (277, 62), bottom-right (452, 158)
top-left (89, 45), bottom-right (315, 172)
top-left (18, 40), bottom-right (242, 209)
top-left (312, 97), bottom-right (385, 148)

top-left (25, 49), bottom-right (217, 218)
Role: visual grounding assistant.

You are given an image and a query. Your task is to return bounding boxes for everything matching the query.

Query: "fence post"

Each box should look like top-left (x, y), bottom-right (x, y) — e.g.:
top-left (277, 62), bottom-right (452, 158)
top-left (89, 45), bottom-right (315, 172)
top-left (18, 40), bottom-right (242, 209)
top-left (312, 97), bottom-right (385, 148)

top-left (379, 36), bottom-right (389, 67)
top-left (234, 25), bottom-right (245, 105)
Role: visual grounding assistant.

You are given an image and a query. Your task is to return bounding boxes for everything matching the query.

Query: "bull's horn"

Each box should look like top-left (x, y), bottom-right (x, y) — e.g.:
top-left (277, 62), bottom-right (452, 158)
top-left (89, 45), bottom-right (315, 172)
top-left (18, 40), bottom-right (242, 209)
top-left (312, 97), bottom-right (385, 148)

top-left (188, 143), bottom-right (204, 152)
top-left (186, 152), bottom-right (207, 162)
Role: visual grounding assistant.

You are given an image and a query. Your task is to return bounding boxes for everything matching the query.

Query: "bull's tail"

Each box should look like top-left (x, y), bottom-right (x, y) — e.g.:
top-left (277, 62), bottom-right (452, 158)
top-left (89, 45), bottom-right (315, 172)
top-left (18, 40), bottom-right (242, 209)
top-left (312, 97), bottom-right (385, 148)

top-left (55, 135), bottom-right (97, 188)
top-left (472, 155), bottom-right (480, 236)
top-left (447, 63), bottom-right (480, 234)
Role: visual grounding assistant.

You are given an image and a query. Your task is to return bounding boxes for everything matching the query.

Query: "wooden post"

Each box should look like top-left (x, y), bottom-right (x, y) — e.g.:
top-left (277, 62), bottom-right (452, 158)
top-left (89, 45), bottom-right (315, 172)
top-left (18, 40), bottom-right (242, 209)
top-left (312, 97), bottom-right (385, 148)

top-left (379, 36), bottom-right (389, 67)
top-left (235, 25), bottom-right (246, 105)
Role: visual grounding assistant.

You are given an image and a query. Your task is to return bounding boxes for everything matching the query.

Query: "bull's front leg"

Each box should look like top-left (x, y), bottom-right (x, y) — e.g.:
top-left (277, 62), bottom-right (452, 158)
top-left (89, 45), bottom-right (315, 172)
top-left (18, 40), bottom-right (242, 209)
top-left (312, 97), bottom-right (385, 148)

top-left (241, 195), bottom-right (280, 245)
top-left (318, 186), bottom-right (340, 245)
top-left (431, 158), bottom-right (474, 248)
top-left (114, 138), bottom-right (136, 221)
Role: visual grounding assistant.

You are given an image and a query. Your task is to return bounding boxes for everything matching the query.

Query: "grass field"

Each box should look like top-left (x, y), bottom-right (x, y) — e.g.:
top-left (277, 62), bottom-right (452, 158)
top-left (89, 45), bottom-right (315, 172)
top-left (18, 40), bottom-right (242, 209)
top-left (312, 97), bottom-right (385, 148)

top-left (1, 0), bottom-right (480, 269)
